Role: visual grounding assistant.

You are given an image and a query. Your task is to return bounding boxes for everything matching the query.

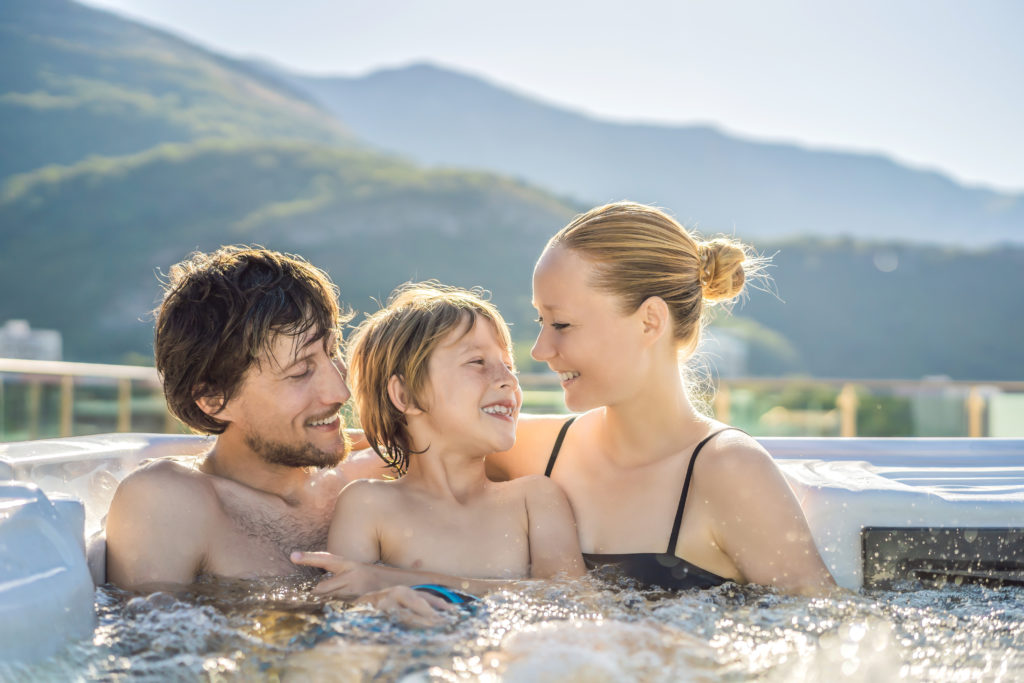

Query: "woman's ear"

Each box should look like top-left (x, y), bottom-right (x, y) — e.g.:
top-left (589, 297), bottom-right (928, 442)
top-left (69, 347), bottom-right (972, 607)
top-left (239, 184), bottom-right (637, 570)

top-left (387, 374), bottom-right (423, 415)
top-left (638, 296), bottom-right (670, 345)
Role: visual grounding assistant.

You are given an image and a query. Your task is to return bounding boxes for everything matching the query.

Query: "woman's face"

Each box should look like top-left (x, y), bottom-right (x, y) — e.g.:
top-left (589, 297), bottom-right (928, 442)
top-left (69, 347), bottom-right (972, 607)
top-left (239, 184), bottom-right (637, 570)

top-left (531, 247), bottom-right (647, 411)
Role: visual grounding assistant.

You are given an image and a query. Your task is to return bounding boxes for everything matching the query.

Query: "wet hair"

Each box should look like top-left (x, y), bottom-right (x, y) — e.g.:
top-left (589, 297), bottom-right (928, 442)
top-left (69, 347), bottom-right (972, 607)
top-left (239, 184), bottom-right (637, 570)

top-left (546, 201), bottom-right (757, 354)
top-left (347, 281), bottom-right (513, 475)
top-left (154, 246), bottom-right (347, 434)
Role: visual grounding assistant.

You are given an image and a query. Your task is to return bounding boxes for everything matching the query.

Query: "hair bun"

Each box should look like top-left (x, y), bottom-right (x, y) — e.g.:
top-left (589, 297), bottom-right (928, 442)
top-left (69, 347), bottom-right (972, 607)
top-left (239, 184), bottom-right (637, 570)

top-left (698, 238), bottom-right (747, 302)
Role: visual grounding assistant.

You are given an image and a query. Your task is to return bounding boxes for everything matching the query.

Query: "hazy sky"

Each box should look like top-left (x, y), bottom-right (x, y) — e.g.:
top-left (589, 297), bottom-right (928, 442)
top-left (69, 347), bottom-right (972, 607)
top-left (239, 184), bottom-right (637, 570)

top-left (82, 0), bottom-right (1024, 193)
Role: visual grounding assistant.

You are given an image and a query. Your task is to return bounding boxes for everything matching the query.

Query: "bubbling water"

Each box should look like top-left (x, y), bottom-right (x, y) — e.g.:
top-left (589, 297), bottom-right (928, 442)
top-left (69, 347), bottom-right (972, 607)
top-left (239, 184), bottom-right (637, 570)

top-left (3, 576), bottom-right (1022, 682)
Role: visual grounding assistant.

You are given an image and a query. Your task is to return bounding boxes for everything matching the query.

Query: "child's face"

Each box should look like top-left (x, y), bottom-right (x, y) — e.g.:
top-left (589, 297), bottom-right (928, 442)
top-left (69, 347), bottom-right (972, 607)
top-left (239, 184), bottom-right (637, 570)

top-left (417, 315), bottom-right (522, 457)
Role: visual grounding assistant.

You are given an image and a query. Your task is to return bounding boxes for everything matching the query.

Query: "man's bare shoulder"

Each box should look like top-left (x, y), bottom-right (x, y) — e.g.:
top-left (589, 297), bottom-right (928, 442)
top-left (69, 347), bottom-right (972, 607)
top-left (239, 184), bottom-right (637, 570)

top-left (338, 448), bottom-right (392, 483)
top-left (112, 457), bottom-right (220, 515)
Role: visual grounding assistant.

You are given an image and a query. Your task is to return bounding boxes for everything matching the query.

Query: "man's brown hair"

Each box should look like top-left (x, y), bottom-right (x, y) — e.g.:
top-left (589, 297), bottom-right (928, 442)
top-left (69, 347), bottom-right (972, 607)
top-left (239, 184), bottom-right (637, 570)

top-left (155, 246), bottom-right (346, 434)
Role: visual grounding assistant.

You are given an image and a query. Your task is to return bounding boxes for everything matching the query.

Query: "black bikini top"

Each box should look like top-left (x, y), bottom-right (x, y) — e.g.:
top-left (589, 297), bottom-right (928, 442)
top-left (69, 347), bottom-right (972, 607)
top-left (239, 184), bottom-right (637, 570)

top-left (545, 416), bottom-right (736, 590)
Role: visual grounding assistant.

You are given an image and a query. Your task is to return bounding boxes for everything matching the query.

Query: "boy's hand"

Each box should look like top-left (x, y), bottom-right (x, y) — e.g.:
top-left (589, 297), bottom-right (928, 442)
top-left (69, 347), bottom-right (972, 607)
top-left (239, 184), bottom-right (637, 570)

top-left (290, 551), bottom-right (388, 597)
top-left (357, 586), bottom-right (454, 628)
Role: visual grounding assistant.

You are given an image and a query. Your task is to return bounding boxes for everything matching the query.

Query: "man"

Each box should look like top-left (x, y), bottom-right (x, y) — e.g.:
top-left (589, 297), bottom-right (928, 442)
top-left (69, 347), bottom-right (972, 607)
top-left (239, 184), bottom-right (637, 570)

top-left (104, 247), bottom-right (445, 621)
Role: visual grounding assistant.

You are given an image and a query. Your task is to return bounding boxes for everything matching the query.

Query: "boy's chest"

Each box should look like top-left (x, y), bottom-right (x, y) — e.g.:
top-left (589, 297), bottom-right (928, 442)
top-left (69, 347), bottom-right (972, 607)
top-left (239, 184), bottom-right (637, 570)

top-left (379, 500), bottom-right (530, 579)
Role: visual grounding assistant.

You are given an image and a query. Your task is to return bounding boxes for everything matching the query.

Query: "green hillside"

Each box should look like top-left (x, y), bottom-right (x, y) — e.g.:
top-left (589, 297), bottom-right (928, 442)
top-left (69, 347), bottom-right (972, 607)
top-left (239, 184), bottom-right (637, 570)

top-left (0, 0), bottom-right (348, 180)
top-left (0, 139), bottom-right (577, 361)
top-left (743, 239), bottom-right (1024, 380)
top-left (2, 139), bottom-right (1022, 380)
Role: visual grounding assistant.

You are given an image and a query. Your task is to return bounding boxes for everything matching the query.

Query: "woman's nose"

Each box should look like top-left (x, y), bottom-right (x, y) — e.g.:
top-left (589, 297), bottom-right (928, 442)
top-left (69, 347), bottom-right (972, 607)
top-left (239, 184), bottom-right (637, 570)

top-left (531, 329), bottom-right (552, 362)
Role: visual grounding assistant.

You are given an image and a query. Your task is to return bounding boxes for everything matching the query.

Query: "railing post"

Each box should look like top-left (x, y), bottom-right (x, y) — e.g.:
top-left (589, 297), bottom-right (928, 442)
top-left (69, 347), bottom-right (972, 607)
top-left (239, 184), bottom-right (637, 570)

top-left (117, 378), bottom-right (132, 432)
top-left (28, 380), bottom-right (41, 439)
top-left (837, 384), bottom-right (859, 437)
top-left (967, 386), bottom-right (985, 438)
top-left (714, 383), bottom-right (731, 424)
top-left (60, 375), bottom-right (74, 437)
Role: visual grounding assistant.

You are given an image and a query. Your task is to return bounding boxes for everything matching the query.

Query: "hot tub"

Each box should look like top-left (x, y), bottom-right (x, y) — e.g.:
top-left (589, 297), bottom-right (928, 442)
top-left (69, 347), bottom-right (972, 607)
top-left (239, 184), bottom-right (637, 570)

top-left (1, 434), bottom-right (1022, 668)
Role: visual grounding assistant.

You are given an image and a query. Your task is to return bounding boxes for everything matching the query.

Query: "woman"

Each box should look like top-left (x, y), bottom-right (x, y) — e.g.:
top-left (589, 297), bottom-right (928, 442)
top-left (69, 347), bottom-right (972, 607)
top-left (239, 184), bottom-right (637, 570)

top-left (296, 201), bottom-right (836, 596)
top-left (486, 201), bottom-right (836, 594)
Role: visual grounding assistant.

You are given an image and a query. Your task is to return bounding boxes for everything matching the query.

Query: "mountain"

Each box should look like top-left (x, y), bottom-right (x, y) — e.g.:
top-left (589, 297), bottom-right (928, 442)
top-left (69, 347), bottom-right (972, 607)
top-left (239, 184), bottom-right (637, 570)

top-left (0, 0), bottom-right (349, 181)
top-left (1, 1), bottom-right (1021, 381)
top-left (276, 63), bottom-right (1024, 246)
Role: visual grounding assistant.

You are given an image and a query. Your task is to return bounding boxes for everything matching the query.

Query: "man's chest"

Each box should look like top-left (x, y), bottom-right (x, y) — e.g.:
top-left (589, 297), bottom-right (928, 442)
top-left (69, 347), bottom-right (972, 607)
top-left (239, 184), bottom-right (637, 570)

top-left (202, 494), bottom-right (335, 579)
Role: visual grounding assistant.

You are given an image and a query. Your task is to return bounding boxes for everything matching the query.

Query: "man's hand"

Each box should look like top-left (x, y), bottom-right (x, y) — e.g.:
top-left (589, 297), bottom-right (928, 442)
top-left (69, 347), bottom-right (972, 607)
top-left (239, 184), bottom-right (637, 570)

top-left (290, 551), bottom-right (391, 597)
top-left (356, 586), bottom-right (454, 628)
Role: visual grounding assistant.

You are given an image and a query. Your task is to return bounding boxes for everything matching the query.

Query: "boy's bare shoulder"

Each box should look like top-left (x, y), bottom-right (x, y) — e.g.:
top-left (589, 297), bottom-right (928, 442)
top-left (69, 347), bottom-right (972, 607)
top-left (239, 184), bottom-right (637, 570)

top-left (336, 476), bottom-right (399, 506)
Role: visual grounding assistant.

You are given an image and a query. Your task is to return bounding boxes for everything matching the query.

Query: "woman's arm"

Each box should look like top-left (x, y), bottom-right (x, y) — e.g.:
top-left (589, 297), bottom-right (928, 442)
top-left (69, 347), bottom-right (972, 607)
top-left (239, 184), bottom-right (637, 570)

top-left (523, 476), bottom-right (586, 578)
top-left (486, 414), bottom-right (571, 481)
top-left (703, 438), bottom-right (838, 596)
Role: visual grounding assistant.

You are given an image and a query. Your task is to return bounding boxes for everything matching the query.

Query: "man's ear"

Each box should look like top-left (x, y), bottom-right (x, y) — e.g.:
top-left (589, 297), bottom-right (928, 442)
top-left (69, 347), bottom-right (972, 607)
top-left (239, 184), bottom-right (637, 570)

top-left (638, 296), bottom-right (670, 345)
top-left (387, 375), bottom-right (423, 415)
top-left (195, 391), bottom-right (230, 420)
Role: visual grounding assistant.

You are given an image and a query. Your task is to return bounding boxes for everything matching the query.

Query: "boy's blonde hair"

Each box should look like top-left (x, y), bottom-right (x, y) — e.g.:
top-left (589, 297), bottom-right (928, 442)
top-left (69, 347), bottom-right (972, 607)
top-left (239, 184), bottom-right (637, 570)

top-left (347, 281), bottom-right (513, 475)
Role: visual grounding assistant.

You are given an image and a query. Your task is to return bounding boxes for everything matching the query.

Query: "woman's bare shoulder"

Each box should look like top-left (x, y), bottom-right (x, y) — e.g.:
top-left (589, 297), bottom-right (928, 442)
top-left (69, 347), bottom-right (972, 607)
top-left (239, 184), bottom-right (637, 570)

top-left (694, 428), bottom-right (789, 501)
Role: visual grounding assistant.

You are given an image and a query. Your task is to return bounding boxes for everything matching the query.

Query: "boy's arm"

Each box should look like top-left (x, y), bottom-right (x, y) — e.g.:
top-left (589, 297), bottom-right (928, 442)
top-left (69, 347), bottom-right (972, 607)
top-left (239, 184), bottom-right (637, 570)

top-left (105, 461), bottom-right (210, 590)
top-left (522, 476), bottom-right (586, 578)
top-left (291, 552), bottom-right (517, 597)
top-left (326, 480), bottom-right (384, 563)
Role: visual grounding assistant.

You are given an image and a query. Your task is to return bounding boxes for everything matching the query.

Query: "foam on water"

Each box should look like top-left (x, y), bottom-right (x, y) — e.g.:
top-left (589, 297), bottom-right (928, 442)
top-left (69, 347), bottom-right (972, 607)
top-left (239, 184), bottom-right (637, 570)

top-left (2, 576), bottom-right (1022, 682)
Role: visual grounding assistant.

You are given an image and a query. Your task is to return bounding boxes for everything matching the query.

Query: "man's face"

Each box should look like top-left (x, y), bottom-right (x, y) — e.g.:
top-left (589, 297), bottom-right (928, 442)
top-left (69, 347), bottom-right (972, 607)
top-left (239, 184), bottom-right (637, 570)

top-left (217, 329), bottom-right (351, 468)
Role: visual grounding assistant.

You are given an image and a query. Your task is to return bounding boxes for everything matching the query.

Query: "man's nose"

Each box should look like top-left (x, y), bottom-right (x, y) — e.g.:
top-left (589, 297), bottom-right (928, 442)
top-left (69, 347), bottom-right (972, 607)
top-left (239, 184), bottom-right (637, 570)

top-left (324, 361), bottom-right (351, 405)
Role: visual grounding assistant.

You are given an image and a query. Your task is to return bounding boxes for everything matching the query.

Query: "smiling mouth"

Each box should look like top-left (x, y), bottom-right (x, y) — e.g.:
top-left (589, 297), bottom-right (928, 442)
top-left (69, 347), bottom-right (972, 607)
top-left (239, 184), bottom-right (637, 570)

top-left (306, 412), bottom-right (340, 428)
top-left (482, 403), bottom-right (516, 420)
top-left (558, 371), bottom-right (580, 382)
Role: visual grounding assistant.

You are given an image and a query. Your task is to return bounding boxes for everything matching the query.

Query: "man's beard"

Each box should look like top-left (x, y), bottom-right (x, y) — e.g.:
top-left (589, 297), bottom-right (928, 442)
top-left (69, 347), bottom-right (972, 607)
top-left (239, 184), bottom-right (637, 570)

top-left (244, 424), bottom-right (349, 469)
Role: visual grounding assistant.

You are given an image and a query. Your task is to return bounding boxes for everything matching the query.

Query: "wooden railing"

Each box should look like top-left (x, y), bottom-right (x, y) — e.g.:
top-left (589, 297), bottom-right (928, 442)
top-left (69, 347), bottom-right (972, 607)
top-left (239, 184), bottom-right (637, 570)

top-left (0, 358), bottom-right (169, 438)
top-left (517, 373), bottom-right (1024, 437)
top-left (2, 358), bottom-right (1022, 440)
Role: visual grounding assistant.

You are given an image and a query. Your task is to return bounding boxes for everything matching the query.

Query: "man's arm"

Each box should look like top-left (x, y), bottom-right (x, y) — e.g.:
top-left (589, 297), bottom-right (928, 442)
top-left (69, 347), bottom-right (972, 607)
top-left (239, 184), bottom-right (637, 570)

top-left (522, 476), bottom-right (586, 578)
top-left (105, 460), bottom-right (211, 590)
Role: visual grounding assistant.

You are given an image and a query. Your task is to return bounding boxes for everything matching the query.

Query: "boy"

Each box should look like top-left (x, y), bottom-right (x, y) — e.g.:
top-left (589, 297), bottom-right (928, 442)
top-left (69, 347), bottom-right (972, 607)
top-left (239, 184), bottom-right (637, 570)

top-left (328, 282), bottom-right (584, 582)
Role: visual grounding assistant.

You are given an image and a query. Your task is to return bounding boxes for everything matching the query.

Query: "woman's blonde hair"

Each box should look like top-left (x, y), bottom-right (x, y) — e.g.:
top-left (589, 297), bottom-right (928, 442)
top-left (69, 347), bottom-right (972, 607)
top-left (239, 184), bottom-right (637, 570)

top-left (547, 201), bottom-right (757, 354)
top-left (347, 281), bottom-right (513, 475)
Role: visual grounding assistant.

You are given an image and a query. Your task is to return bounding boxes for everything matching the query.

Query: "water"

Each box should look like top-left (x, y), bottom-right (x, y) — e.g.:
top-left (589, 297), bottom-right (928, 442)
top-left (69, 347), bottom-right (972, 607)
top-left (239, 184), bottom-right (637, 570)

top-left (3, 575), bottom-right (1022, 682)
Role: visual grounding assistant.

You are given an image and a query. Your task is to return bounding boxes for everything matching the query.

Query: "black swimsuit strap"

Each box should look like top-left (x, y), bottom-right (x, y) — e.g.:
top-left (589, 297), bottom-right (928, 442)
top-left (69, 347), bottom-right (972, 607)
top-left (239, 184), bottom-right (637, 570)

top-left (544, 416), bottom-right (577, 477)
top-left (665, 427), bottom-right (741, 554)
